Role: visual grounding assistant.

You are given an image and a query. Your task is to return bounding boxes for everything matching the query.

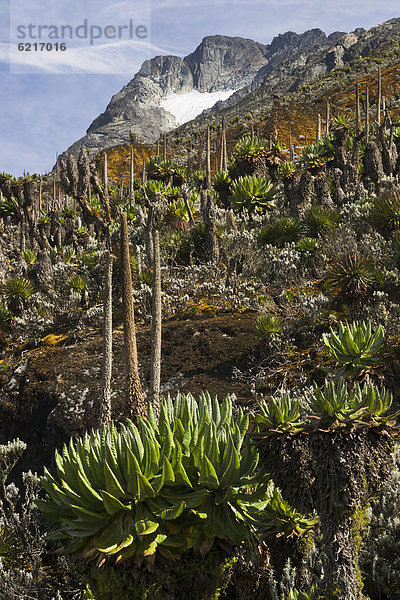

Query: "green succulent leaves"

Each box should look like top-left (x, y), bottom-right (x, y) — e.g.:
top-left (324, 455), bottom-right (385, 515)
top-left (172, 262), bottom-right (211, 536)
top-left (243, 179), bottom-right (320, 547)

top-left (254, 378), bottom-right (398, 434)
top-left (38, 393), bottom-right (285, 565)
top-left (305, 379), bottom-right (397, 427)
top-left (229, 175), bottom-right (276, 213)
top-left (3, 277), bottom-right (34, 313)
top-left (301, 136), bottom-right (334, 170)
top-left (323, 320), bottom-right (384, 377)
top-left (370, 193), bottom-right (400, 232)
top-left (255, 314), bottom-right (283, 339)
top-left (253, 394), bottom-right (303, 435)
top-left (234, 135), bottom-right (267, 162)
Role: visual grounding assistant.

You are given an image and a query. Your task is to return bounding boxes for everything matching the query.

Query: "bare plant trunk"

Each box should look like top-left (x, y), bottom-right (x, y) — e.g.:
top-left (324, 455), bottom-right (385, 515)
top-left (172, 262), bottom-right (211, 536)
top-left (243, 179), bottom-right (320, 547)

top-left (225, 256), bottom-right (237, 290)
top-left (145, 205), bottom-right (154, 267)
top-left (377, 66), bottom-right (382, 124)
top-left (355, 81), bottom-right (360, 134)
top-left (316, 113), bottom-right (321, 142)
top-left (56, 224), bottom-right (62, 248)
top-left (39, 178), bottom-right (42, 212)
top-left (365, 84), bottom-right (369, 144)
top-left (326, 98), bottom-right (330, 135)
top-left (130, 145), bottom-right (135, 206)
top-left (202, 190), bottom-right (219, 264)
top-left (19, 215), bottom-right (25, 252)
top-left (222, 117), bottom-right (228, 171)
top-left (149, 230), bottom-right (162, 415)
top-left (103, 153), bottom-right (112, 223)
top-left (206, 125), bottom-right (212, 189)
top-left (99, 249), bottom-right (114, 427)
top-left (120, 213), bottom-right (146, 419)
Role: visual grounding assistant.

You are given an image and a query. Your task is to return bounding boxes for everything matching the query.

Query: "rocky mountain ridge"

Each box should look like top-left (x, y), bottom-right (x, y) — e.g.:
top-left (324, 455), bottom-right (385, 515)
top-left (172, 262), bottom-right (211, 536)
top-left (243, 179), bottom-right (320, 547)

top-left (62, 27), bottom-right (351, 159)
top-left (173, 17), bottom-right (400, 143)
top-left (62, 18), bottom-right (400, 163)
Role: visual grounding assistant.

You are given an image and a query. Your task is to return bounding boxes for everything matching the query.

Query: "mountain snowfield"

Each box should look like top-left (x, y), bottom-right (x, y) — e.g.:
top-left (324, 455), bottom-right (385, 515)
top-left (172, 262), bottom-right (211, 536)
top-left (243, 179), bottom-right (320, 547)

top-left (159, 89), bottom-right (236, 125)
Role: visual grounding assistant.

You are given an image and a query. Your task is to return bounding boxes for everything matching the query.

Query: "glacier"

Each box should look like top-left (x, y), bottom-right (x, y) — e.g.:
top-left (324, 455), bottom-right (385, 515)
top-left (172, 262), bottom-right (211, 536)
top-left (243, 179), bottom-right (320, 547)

top-left (159, 89), bottom-right (236, 125)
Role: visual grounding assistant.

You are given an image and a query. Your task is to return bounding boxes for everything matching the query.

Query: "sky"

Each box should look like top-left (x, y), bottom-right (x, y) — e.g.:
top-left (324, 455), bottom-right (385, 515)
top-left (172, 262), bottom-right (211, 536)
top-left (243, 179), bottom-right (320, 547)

top-left (0, 0), bottom-right (398, 176)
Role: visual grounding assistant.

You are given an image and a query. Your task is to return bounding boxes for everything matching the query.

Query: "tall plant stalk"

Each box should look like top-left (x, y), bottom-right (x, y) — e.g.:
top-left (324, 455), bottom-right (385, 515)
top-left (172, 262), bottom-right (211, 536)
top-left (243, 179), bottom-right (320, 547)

top-left (120, 213), bottom-right (146, 419)
top-left (99, 249), bottom-right (114, 427)
top-left (149, 229), bottom-right (162, 415)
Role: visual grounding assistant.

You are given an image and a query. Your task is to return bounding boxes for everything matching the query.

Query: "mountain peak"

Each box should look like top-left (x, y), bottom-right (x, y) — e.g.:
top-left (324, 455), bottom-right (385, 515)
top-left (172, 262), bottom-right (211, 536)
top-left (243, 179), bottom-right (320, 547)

top-left (184, 35), bottom-right (268, 92)
top-left (61, 19), bottom-right (400, 161)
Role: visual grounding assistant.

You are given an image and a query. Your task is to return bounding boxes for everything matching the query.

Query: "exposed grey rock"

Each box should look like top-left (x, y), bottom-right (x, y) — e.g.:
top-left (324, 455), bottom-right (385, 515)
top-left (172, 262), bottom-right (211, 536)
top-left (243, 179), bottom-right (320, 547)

top-left (60, 31), bottom-right (340, 160)
top-left (184, 35), bottom-right (268, 92)
top-left (325, 33), bottom-right (358, 70)
top-left (60, 18), bottom-right (400, 163)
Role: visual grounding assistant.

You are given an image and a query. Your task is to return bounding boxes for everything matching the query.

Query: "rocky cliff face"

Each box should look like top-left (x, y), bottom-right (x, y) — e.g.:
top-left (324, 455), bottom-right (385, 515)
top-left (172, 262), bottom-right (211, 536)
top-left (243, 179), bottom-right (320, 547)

top-left (62, 18), bottom-right (400, 160)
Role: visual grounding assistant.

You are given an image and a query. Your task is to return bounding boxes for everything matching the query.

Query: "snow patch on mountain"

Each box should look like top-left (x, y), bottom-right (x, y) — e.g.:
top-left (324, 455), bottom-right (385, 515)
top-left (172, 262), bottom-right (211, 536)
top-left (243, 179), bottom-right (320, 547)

top-left (159, 89), bottom-right (236, 125)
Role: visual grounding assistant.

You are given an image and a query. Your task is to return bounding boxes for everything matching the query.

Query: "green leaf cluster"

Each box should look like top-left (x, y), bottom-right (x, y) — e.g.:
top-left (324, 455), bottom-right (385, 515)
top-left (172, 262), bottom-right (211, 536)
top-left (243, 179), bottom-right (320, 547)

top-left (254, 314), bottom-right (283, 339)
top-left (284, 586), bottom-right (318, 600)
top-left (324, 252), bottom-right (375, 298)
top-left (253, 394), bottom-right (303, 435)
top-left (38, 393), bottom-right (306, 564)
top-left (234, 135), bottom-right (267, 162)
top-left (3, 277), bottom-right (34, 313)
top-left (370, 193), bottom-right (400, 232)
top-left (303, 205), bottom-right (341, 238)
top-left (229, 175), bottom-right (276, 213)
top-left (258, 217), bottom-right (301, 248)
top-left (301, 136), bottom-right (333, 170)
top-left (146, 157), bottom-right (187, 186)
top-left (0, 197), bottom-right (18, 219)
top-left (305, 379), bottom-right (397, 427)
top-left (254, 378), bottom-right (398, 434)
top-left (323, 320), bottom-right (384, 377)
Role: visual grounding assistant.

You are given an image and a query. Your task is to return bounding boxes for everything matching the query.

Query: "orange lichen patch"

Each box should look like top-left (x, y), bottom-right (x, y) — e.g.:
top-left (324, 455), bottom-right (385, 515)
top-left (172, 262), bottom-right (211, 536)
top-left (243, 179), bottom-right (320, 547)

top-left (42, 333), bottom-right (68, 347)
top-left (276, 61), bottom-right (400, 153)
top-left (95, 142), bottom-right (156, 184)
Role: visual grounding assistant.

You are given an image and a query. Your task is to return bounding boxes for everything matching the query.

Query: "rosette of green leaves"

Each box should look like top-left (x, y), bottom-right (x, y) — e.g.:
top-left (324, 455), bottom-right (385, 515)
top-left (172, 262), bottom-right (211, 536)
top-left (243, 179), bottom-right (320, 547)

top-left (0, 197), bottom-right (18, 220)
top-left (255, 315), bottom-right (283, 339)
top-left (305, 378), bottom-right (398, 428)
top-left (213, 170), bottom-right (232, 208)
top-left (303, 205), bottom-right (341, 238)
top-left (301, 141), bottom-right (330, 170)
top-left (279, 161), bottom-right (297, 179)
top-left (229, 175), bottom-right (276, 214)
top-left (258, 485), bottom-right (318, 536)
top-left (37, 393), bottom-right (278, 564)
top-left (234, 135), bottom-right (267, 163)
top-left (166, 197), bottom-right (196, 226)
top-left (252, 394), bottom-right (304, 435)
top-left (324, 253), bottom-right (375, 298)
top-left (258, 218), bottom-right (301, 248)
top-left (370, 193), bottom-right (400, 232)
top-left (21, 249), bottom-right (37, 268)
top-left (3, 277), bottom-right (34, 313)
top-left (323, 320), bottom-right (384, 377)
top-left (284, 587), bottom-right (318, 600)
top-left (141, 180), bottom-right (167, 201)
